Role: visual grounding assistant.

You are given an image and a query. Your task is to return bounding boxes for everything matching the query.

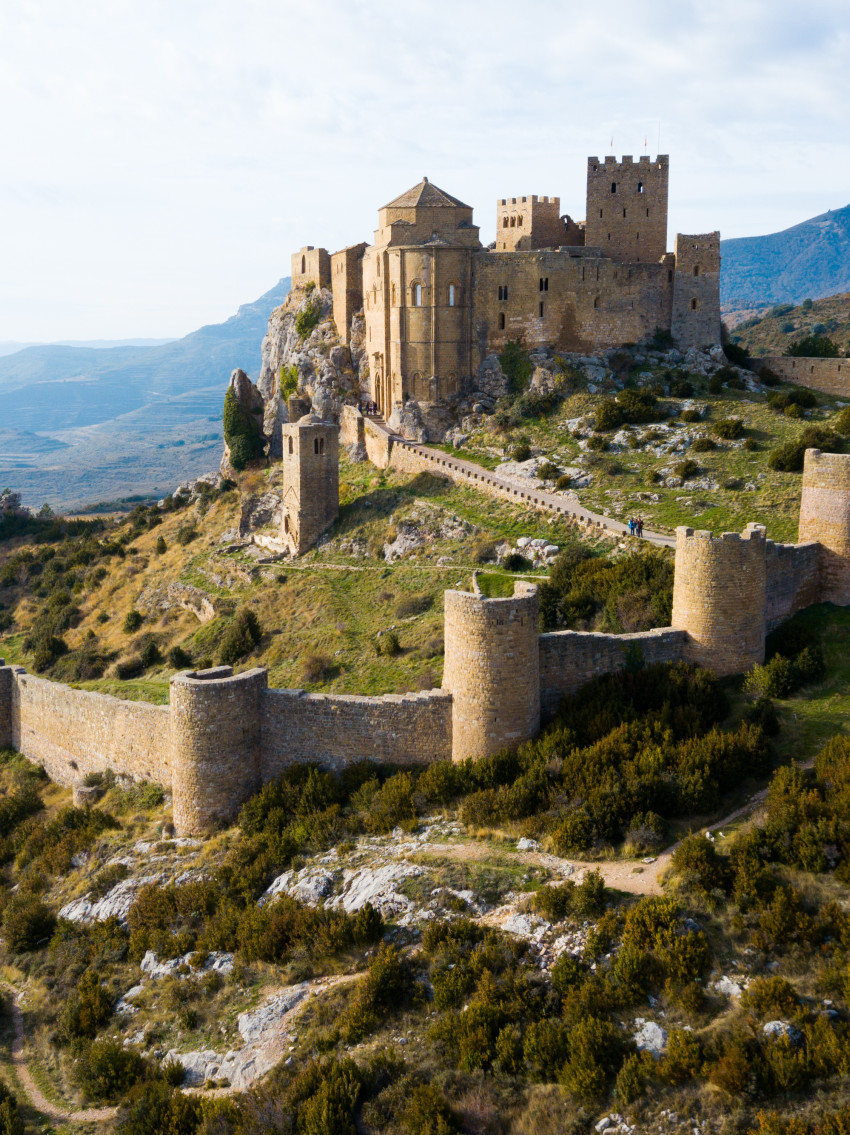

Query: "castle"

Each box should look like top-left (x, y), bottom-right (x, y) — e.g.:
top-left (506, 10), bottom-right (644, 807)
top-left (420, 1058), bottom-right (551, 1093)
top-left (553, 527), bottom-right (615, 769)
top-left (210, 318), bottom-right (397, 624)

top-left (293, 157), bottom-right (722, 415)
top-left (2, 448), bottom-right (849, 837)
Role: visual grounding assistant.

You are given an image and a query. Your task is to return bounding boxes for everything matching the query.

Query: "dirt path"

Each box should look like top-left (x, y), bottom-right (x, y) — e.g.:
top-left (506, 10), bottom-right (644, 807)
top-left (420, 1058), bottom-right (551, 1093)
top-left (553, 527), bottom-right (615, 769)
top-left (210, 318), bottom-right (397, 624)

top-left (1, 981), bottom-right (117, 1124)
top-left (424, 786), bottom-right (772, 898)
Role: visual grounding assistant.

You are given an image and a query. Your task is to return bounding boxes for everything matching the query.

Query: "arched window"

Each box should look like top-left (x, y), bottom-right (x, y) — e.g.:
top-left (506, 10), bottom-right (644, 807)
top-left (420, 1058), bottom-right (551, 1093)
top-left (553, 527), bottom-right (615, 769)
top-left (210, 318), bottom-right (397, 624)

top-left (693, 265), bottom-right (700, 277)
top-left (510, 216), bottom-right (516, 227)
top-left (517, 215), bottom-right (523, 226)
top-left (498, 285), bottom-right (503, 301)
top-left (411, 282), bottom-right (422, 306)
top-left (288, 437), bottom-right (293, 455)
top-left (498, 312), bottom-right (505, 330)
top-left (637, 182), bottom-right (644, 194)
top-left (412, 371), bottom-right (421, 381)
top-left (594, 296), bottom-right (600, 309)
top-left (503, 217), bottom-right (509, 228)
top-left (301, 255), bottom-right (306, 273)
top-left (448, 283), bottom-right (457, 307)
top-left (691, 298), bottom-right (699, 311)
top-left (623, 208), bottom-right (627, 218)
top-left (611, 181), bottom-right (617, 193)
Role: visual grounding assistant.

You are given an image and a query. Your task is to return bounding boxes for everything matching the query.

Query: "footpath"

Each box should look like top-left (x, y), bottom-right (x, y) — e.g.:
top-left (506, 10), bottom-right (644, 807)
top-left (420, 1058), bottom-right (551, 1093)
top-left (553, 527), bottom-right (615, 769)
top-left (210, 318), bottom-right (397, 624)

top-left (367, 417), bottom-right (676, 550)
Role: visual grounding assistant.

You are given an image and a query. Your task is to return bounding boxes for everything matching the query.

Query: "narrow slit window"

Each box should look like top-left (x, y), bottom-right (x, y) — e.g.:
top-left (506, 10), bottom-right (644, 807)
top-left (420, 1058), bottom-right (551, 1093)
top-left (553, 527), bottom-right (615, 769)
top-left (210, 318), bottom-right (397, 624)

top-left (539, 301), bottom-right (544, 317)
top-left (498, 312), bottom-right (505, 330)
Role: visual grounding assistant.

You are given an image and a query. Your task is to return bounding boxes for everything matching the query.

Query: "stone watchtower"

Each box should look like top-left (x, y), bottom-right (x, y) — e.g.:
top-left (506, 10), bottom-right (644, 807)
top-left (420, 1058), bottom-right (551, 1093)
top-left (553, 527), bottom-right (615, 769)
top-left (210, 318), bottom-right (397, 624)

top-left (670, 523), bottom-right (767, 675)
top-left (442, 580), bottom-right (540, 762)
top-left (671, 233), bottom-right (722, 350)
top-left (799, 448), bottom-right (850, 605)
top-left (281, 414), bottom-right (339, 556)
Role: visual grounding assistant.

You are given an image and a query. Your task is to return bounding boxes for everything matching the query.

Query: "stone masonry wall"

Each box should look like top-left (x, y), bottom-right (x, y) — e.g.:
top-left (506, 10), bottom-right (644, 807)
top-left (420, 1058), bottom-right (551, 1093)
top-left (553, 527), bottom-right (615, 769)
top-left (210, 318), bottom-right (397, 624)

top-left (261, 687), bottom-right (452, 777)
top-left (8, 668), bottom-right (170, 787)
top-left (753, 357), bottom-right (849, 397)
top-left (799, 448), bottom-right (850, 604)
top-left (538, 628), bottom-right (688, 721)
top-left (0, 662), bottom-right (12, 750)
top-left (764, 540), bottom-right (822, 632)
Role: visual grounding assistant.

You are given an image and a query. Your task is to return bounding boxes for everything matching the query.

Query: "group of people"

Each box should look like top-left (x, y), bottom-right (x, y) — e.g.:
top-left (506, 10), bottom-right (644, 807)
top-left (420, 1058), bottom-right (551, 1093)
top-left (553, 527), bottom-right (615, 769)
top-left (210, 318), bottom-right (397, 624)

top-left (360, 400), bottom-right (378, 416)
top-left (627, 517), bottom-right (645, 538)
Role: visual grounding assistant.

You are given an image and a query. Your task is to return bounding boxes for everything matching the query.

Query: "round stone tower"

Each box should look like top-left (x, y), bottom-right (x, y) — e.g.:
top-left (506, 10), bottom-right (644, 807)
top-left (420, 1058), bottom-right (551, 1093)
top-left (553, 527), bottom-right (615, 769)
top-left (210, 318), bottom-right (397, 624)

top-left (442, 580), bottom-right (540, 762)
top-left (671, 524), bottom-right (767, 676)
top-left (798, 448), bottom-right (850, 605)
top-left (170, 666), bottom-right (267, 835)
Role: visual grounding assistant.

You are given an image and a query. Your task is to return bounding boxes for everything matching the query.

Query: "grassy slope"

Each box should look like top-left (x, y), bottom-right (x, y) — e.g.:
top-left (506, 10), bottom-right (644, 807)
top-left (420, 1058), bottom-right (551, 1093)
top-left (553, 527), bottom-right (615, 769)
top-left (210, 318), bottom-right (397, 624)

top-left (730, 291), bottom-right (850, 357)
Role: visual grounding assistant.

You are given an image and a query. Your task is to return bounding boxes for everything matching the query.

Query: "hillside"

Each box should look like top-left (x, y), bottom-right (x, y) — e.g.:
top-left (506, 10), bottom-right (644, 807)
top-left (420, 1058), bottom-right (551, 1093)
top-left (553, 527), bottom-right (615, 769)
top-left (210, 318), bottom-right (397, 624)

top-left (728, 292), bottom-right (850, 358)
top-left (721, 203), bottom-right (850, 314)
top-left (0, 278), bottom-right (290, 509)
top-left (3, 414), bottom-right (850, 1131)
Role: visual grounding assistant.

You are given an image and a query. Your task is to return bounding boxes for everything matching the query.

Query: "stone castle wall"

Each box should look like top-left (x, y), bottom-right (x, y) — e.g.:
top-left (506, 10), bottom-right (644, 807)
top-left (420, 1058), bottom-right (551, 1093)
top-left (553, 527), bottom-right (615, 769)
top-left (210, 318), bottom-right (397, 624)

top-left (584, 155), bottom-right (669, 265)
top-left (752, 357), bottom-right (849, 397)
top-left (671, 234), bottom-right (722, 350)
top-left (261, 687), bottom-right (452, 777)
top-left (764, 539), bottom-right (822, 632)
top-left (6, 668), bottom-right (170, 787)
top-left (799, 448), bottom-right (850, 604)
top-left (539, 627), bottom-right (688, 720)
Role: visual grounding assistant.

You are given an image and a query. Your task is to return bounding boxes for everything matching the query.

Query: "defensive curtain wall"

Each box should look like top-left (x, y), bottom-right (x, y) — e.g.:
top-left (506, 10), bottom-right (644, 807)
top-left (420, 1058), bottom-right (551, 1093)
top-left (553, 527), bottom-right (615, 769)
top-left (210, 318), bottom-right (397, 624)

top-left (751, 357), bottom-right (849, 399)
top-left (2, 449), bottom-right (849, 836)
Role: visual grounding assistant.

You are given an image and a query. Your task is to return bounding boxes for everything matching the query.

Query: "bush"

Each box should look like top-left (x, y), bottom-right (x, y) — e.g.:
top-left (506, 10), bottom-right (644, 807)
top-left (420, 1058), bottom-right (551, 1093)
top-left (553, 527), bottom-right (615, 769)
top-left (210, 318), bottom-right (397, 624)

top-left (788, 334), bottom-right (839, 358)
top-left (536, 460), bottom-right (561, 482)
top-left (670, 834), bottom-right (730, 897)
top-left (295, 299), bottom-right (322, 341)
top-left (139, 641), bottom-right (161, 669)
top-left (555, 475), bottom-right (572, 491)
top-left (396, 593), bottom-right (433, 618)
top-left (768, 424), bottom-right (843, 473)
top-left (375, 630), bottom-right (401, 657)
top-left (175, 525), bottom-right (197, 546)
top-left (0, 1084), bottom-right (22, 1135)
top-left (724, 342), bottom-right (749, 367)
top-left (712, 417), bottom-right (745, 440)
top-left (123, 610), bottom-right (143, 633)
top-left (707, 374), bottom-right (723, 394)
top-left (674, 459), bottom-right (699, 481)
top-left (595, 400), bottom-right (624, 432)
top-left (223, 386), bottom-right (264, 470)
top-left (741, 976), bottom-right (799, 1018)
top-left (503, 552), bottom-right (531, 572)
top-left (62, 970), bottom-right (113, 1039)
top-left (401, 1083), bottom-right (459, 1135)
top-left (75, 1039), bottom-right (147, 1102)
top-left (511, 443), bottom-right (532, 462)
top-left (167, 645), bottom-right (192, 670)
top-left (615, 1052), bottom-right (650, 1103)
top-left (219, 608), bottom-right (263, 665)
top-left (155, 536), bottom-right (167, 555)
top-left (302, 653), bottom-right (333, 683)
top-left (2, 894), bottom-right (56, 952)
top-left (116, 657), bottom-right (145, 680)
top-left (768, 388), bottom-right (817, 411)
top-left (691, 437), bottom-right (716, 452)
top-left (680, 408), bottom-right (701, 423)
top-left (671, 378), bottom-right (695, 398)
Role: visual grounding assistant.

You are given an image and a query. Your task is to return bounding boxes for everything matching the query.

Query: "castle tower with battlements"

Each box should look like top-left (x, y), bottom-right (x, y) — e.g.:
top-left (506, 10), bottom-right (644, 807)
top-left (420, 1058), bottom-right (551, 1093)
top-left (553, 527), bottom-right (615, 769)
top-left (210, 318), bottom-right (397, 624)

top-left (281, 413), bottom-right (339, 556)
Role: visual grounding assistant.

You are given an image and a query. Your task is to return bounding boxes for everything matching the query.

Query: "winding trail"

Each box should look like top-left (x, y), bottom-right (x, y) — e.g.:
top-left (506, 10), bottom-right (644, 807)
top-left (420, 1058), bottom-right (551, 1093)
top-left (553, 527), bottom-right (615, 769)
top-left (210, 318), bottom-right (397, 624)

top-left (1, 981), bottom-right (117, 1124)
top-left (367, 415), bottom-right (676, 549)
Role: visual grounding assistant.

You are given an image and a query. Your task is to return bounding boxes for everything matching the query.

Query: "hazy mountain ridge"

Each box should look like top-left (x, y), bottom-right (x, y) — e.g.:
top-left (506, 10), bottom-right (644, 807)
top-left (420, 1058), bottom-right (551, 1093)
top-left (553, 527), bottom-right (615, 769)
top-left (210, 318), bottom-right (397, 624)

top-left (721, 204), bottom-right (850, 311)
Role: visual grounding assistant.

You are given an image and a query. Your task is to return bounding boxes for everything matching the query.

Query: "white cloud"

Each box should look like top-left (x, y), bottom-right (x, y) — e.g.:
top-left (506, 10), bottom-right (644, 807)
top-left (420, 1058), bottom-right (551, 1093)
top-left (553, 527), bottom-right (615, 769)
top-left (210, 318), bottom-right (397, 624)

top-left (0, 0), bottom-right (848, 340)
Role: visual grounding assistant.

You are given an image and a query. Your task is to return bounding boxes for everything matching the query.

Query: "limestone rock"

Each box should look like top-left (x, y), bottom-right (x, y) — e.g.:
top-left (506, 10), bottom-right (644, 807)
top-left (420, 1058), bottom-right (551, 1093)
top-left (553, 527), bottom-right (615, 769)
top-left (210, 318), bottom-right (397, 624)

top-left (140, 949), bottom-right (234, 979)
top-left (633, 1017), bottom-right (668, 1056)
top-left (222, 369), bottom-right (265, 476)
top-left (59, 874), bottom-right (169, 924)
top-left (763, 1020), bottom-right (803, 1045)
top-left (238, 492), bottom-right (282, 536)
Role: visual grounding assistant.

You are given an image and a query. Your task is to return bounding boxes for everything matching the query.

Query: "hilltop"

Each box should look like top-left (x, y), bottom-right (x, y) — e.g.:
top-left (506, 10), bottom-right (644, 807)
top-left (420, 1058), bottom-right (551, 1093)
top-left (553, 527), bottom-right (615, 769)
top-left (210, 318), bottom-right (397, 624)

top-left (721, 203), bottom-right (850, 315)
top-left (728, 292), bottom-right (850, 358)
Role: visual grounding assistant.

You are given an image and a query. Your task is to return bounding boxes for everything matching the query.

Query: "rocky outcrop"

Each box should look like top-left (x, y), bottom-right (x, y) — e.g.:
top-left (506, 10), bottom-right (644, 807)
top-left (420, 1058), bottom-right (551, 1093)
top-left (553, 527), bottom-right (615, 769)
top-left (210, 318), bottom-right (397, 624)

top-left (221, 369), bottom-right (265, 477)
top-left (238, 492), bottom-right (282, 536)
top-left (255, 287), bottom-right (363, 457)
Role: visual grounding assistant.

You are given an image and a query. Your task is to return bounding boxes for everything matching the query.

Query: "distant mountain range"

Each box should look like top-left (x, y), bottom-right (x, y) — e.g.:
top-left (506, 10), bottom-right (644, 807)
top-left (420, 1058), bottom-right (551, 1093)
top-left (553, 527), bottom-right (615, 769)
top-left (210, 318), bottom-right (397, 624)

top-left (0, 278), bottom-right (290, 509)
top-left (0, 338), bottom-right (175, 357)
top-left (721, 204), bottom-right (850, 313)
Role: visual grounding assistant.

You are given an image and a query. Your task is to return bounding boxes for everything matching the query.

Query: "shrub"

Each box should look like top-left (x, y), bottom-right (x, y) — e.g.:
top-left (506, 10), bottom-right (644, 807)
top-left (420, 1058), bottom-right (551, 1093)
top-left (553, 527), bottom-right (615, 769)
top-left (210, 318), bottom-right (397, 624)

top-left (301, 653), bottom-right (333, 683)
top-left (768, 388), bottom-right (817, 411)
top-left (396, 593), bottom-right (433, 618)
top-left (167, 646), bottom-right (192, 670)
top-left (511, 443), bottom-right (532, 462)
top-left (155, 536), bottom-right (167, 554)
top-left (832, 407), bottom-right (850, 435)
top-left (691, 437), bottom-right (716, 452)
top-left (123, 610), bottom-right (143, 633)
top-left (375, 630), bottom-right (401, 657)
top-left (724, 342), bottom-right (749, 367)
top-left (712, 417), bottom-right (745, 440)
top-left (674, 459), bottom-right (699, 481)
top-left (680, 408), bottom-right (701, 423)
top-left (219, 608), bottom-right (263, 665)
top-left (671, 378), bottom-right (695, 398)
top-left (767, 424), bottom-right (843, 473)
top-left (62, 970), bottom-right (113, 1039)
top-left (616, 1052), bottom-right (650, 1103)
top-left (295, 299), bottom-right (322, 340)
top-left (175, 525), bottom-right (197, 546)
top-left (662, 1028), bottom-right (703, 1083)
top-left (75, 1039), bottom-right (147, 1101)
top-left (223, 386), bottom-right (264, 470)
top-left (0, 1084), bottom-right (22, 1135)
top-left (670, 834), bottom-right (731, 897)
top-left (788, 334), bottom-right (839, 358)
top-left (2, 894), bottom-right (56, 952)
top-left (503, 553), bottom-right (531, 572)
top-left (116, 657), bottom-right (145, 681)
top-left (536, 460), bottom-right (560, 482)
top-left (587, 434), bottom-right (610, 452)
top-left (741, 976), bottom-right (799, 1018)
top-left (401, 1084), bottom-right (459, 1135)
top-left (559, 1015), bottom-right (628, 1102)
top-left (707, 374), bottom-right (723, 394)
top-left (555, 475), bottom-right (572, 491)
top-left (139, 641), bottom-right (161, 669)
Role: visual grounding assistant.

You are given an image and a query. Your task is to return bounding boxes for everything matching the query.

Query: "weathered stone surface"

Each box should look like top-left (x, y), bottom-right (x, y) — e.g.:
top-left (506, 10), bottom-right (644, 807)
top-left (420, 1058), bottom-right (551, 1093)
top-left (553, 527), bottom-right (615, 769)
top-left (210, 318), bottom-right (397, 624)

top-left (59, 874), bottom-right (168, 924)
top-left (633, 1018), bottom-right (668, 1056)
top-left (238, 492), bottom-right (282, 536)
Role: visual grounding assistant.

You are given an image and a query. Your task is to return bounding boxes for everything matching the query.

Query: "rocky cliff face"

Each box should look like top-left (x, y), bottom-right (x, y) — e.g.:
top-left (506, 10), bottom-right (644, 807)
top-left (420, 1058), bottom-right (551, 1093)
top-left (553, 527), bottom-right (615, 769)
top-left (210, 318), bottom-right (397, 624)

top-left (255, 287), bottom-right (366, 457)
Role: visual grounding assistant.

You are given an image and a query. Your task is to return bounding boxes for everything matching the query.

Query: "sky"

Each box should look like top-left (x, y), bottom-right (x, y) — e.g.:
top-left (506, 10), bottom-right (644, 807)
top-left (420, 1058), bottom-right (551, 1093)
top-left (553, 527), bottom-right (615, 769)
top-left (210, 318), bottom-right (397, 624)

top-left (1, 0), bottom-right (848, 342)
